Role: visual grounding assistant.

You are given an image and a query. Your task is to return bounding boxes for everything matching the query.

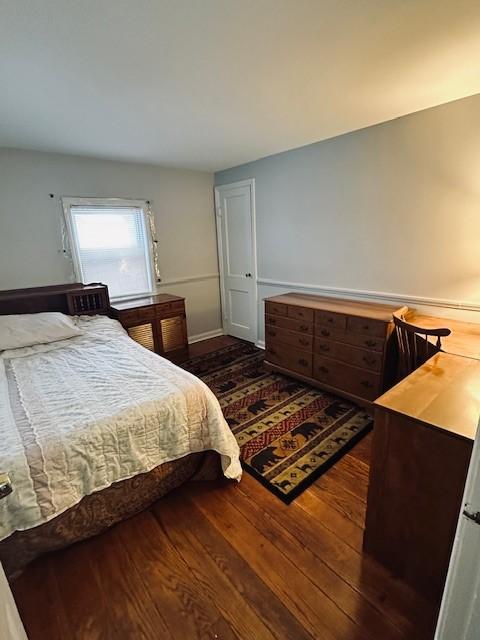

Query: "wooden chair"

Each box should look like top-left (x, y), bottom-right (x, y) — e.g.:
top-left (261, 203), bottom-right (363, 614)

top-left (393, 311), bottom-right (451, 379)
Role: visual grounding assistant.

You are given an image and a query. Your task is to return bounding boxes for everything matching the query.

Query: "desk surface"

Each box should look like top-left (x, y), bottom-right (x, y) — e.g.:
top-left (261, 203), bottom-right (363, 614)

top-left (410, 313), bottom-right (480, 360)
top-left (375, 352), bottom-right (480, 441)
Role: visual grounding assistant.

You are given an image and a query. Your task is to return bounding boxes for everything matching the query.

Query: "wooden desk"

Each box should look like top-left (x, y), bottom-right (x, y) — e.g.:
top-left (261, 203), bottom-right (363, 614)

top-left (409, 313), bottom-right (480, 360)
top-left (364, 352), bottom-right (480, 605)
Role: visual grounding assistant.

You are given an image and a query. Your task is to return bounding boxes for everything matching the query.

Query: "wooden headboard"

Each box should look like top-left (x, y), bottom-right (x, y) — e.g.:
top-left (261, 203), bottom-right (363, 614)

top-left (0, 283), bottom-right (110, 316)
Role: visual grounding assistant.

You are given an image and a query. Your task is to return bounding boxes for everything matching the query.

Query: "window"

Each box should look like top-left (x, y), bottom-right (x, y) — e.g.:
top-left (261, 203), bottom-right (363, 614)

top-left (63, 198), bottom-right (156, 301)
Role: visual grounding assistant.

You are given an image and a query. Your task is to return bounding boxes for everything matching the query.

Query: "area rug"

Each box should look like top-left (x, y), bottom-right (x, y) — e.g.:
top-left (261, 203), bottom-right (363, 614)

top-left (181, 341), bottom-right (372, 503)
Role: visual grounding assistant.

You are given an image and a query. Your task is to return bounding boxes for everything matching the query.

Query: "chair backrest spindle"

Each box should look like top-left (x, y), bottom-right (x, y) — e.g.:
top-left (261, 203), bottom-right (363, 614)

top-left (393, 311), bottom-right (451, 379)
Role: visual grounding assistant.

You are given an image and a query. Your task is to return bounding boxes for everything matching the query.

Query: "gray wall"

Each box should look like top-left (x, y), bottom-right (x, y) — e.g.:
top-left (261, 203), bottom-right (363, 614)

top-left (216, 93), bottom-right (480, 341)
top-left (0, 149), bottom-right (221, 338)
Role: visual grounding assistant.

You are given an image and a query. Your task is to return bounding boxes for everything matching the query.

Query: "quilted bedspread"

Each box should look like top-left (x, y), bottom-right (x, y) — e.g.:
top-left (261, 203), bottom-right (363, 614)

top-left (0, 316), bottom-right (241, 541)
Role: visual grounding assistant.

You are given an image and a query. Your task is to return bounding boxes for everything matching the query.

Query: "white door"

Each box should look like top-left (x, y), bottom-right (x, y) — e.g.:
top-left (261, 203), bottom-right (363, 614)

top-left (435, 418), bottom-right (480, 640)
top-left (215, 180), bottom-right (257, 342)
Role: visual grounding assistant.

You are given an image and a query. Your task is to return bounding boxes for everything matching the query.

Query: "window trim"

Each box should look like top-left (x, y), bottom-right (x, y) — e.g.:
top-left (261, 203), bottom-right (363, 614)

top-left (62, 196), bottom-right (158, 302)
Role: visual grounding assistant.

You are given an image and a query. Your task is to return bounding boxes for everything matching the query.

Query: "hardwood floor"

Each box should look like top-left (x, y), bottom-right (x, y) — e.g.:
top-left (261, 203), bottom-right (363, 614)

top-left (10, 337), bottom-right (438, 640)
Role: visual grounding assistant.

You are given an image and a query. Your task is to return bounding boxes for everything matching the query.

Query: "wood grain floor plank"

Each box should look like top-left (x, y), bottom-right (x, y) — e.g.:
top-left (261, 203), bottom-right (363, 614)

top-left (235, 473), bottom-right (435, 640)
top-left (310, 472), bottom-right (367, 528)
top-left (116, 510), bottom-right (239, 640)
top-left (187, 482), bottom-right (374, 640)
top-left (153, 493), bottom-right (313, 640)
top-left (294, 482), bottom-right (365, 552)
top-left (320, 453), bottom-right (370, 503)
top-left (12, 559), bottom-right (73, 640)
top-left (188, 480), bottom-right (410, 640)
top-left (347, 431), bottom-right (373, 465)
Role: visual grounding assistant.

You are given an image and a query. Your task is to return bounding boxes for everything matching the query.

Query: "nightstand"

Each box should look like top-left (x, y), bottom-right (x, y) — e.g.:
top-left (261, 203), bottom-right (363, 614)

top-left (110, 294), bottom-right (188, 361)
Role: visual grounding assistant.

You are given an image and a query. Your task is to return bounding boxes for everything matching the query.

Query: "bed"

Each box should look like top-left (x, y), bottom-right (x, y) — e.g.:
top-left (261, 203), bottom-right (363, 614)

top-left (0, 284), bottom-right (241, 575)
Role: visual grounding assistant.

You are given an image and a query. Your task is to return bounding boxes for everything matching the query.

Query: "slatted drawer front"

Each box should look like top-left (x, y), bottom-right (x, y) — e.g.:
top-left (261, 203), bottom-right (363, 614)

top-left (265, 301), bottom-right (288, 316)
top-left (314, 325), bottom-right (385, 352)
top-left (314, 338), bottom-right (382, 372)
top-left (160, 316), bottom-right (186, 352)
top-left (265, 326), bottom-right (313, 351)
top-left (127, 323), bottom-right (155, 351)
top-left (347, 316), bottom-right (386, 338)
top-left (265, 314), bottom-right (313, 334)
top-left (313, 354), bottom-right (381, 401)
top-left (265, 342), bottom-right (312, 377)
top-left (315, 310), bottom-right (347, 330)
top-left (288, 305), bottom-right (314, 322)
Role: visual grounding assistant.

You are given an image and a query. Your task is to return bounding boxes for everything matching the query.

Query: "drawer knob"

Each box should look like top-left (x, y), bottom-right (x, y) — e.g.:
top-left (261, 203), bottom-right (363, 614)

top-left (327, 317), bottom-right (333, 323)
top-left (319, 344), bottom-right (330, 352)
top-left (270, 318), bottom-right (277, 325)
top-left (298, 358), bottom-right (308, 367)
top-left (361, 380), bottom-right (373, 388)
top-left (299, 338), bottom-right (309, 346)
top-left (299, 324), bottom-right (309, 332)
top-left (320, 329), bottom-right (330, 337)
top-left (363, 355), bottom-right (376, 366)
top-left (363, 325), bottom-right (370, 331)
top-left (318, 365), bottom-right (329, 374)
top-left (365, 340), bottom-right (377, 348)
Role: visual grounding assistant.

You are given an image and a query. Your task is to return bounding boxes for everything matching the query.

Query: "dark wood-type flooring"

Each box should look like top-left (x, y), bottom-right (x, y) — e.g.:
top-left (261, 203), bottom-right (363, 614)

top-left (11, 336), bottom-right (438, 640)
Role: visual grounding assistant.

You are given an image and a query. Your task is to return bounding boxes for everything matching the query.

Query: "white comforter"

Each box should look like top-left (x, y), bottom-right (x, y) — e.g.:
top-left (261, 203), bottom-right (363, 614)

top-left (0, 316), bottom-right (241, 541)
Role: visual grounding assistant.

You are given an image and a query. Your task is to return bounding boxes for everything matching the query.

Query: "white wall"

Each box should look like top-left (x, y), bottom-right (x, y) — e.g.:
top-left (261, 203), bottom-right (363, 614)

top-left (0, 149), bottom-right (221, 339)
top-left (215, 93), bottom-right (480, 342)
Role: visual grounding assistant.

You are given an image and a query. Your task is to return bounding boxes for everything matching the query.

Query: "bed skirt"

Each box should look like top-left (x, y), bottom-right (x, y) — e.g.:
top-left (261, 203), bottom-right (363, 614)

top-left (0, 451), bottom-right (221, 577)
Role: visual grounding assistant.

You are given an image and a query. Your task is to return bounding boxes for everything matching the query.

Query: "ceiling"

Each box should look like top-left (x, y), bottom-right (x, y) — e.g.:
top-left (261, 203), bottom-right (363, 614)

top-left (1, 0), bottom-right (479, 172)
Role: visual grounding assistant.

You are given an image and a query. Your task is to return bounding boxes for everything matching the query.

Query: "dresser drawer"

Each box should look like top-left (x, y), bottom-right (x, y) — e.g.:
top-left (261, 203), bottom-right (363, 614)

top-left (265, 326), bottom-right (313, 351)
top-left (265, 342), bottom-right (312, 377)
top-left (314, 325), bottom-right (385, 352)
top-left (265, 314), bottom-right (313, 334)
top-left (315, 310), bottom-right (347, 330)
top-left (265, 301), bottom-right (288, 317)
top-left (314, 338), bottom-right (382, 372)
top-left (288, 305), bottom-right (314, 322)
top-left (313, 354), bottom-right (381, 401)
top-left (347, 316), bottom-right (386, 338)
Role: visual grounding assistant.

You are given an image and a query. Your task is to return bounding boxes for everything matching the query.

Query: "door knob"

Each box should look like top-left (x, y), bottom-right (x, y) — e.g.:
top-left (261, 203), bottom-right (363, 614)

top-left (245, 273), bottom-right (252, 278)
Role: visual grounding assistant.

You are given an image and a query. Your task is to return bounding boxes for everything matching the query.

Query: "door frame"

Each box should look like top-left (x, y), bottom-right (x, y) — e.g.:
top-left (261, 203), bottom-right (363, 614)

top-left (435, 417), bottom-right (480, 639)
top-left (214, 178), bottom-right (258, 343)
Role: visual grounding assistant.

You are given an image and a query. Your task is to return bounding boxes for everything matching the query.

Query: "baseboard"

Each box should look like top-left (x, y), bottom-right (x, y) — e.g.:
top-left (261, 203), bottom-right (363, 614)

top-left (188, 328), bottom-right (224, 344)
top-left (255, 340), bottom-right (265, 350)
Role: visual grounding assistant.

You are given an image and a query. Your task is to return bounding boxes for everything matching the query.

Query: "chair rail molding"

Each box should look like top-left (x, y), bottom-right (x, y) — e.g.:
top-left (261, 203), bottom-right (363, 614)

top-left (157, 273), bottom-right (219, 286)
top-left (257, 278), bottom-right (480, 313)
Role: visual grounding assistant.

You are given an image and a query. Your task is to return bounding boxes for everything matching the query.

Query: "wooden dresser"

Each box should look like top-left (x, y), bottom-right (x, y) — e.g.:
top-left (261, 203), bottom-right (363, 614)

top-left (264, 293), bottom-right (407, 405)
top-left (110, 294), bottom-right (188, 360)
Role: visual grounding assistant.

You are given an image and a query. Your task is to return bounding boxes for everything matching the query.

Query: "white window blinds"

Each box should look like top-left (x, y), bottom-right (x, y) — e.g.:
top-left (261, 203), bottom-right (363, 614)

top-left (66, 203), bottom-right (154, 300)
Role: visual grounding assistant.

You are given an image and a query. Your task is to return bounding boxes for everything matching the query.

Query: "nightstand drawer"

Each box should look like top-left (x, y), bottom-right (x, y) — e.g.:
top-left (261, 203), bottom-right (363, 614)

top-left (120, 309), bottom-right (139, 324)
top-left (136, 306), bottom-right (156, 321)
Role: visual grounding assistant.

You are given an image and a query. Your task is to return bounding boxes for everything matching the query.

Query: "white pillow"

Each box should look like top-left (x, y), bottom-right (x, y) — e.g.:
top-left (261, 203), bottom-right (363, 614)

top-left (0, 312), bottom-right (83, 351)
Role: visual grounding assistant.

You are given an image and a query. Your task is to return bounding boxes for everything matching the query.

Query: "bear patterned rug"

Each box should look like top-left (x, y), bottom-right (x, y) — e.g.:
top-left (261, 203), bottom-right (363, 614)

top-left (181, 341), bottom-right (372, 503)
